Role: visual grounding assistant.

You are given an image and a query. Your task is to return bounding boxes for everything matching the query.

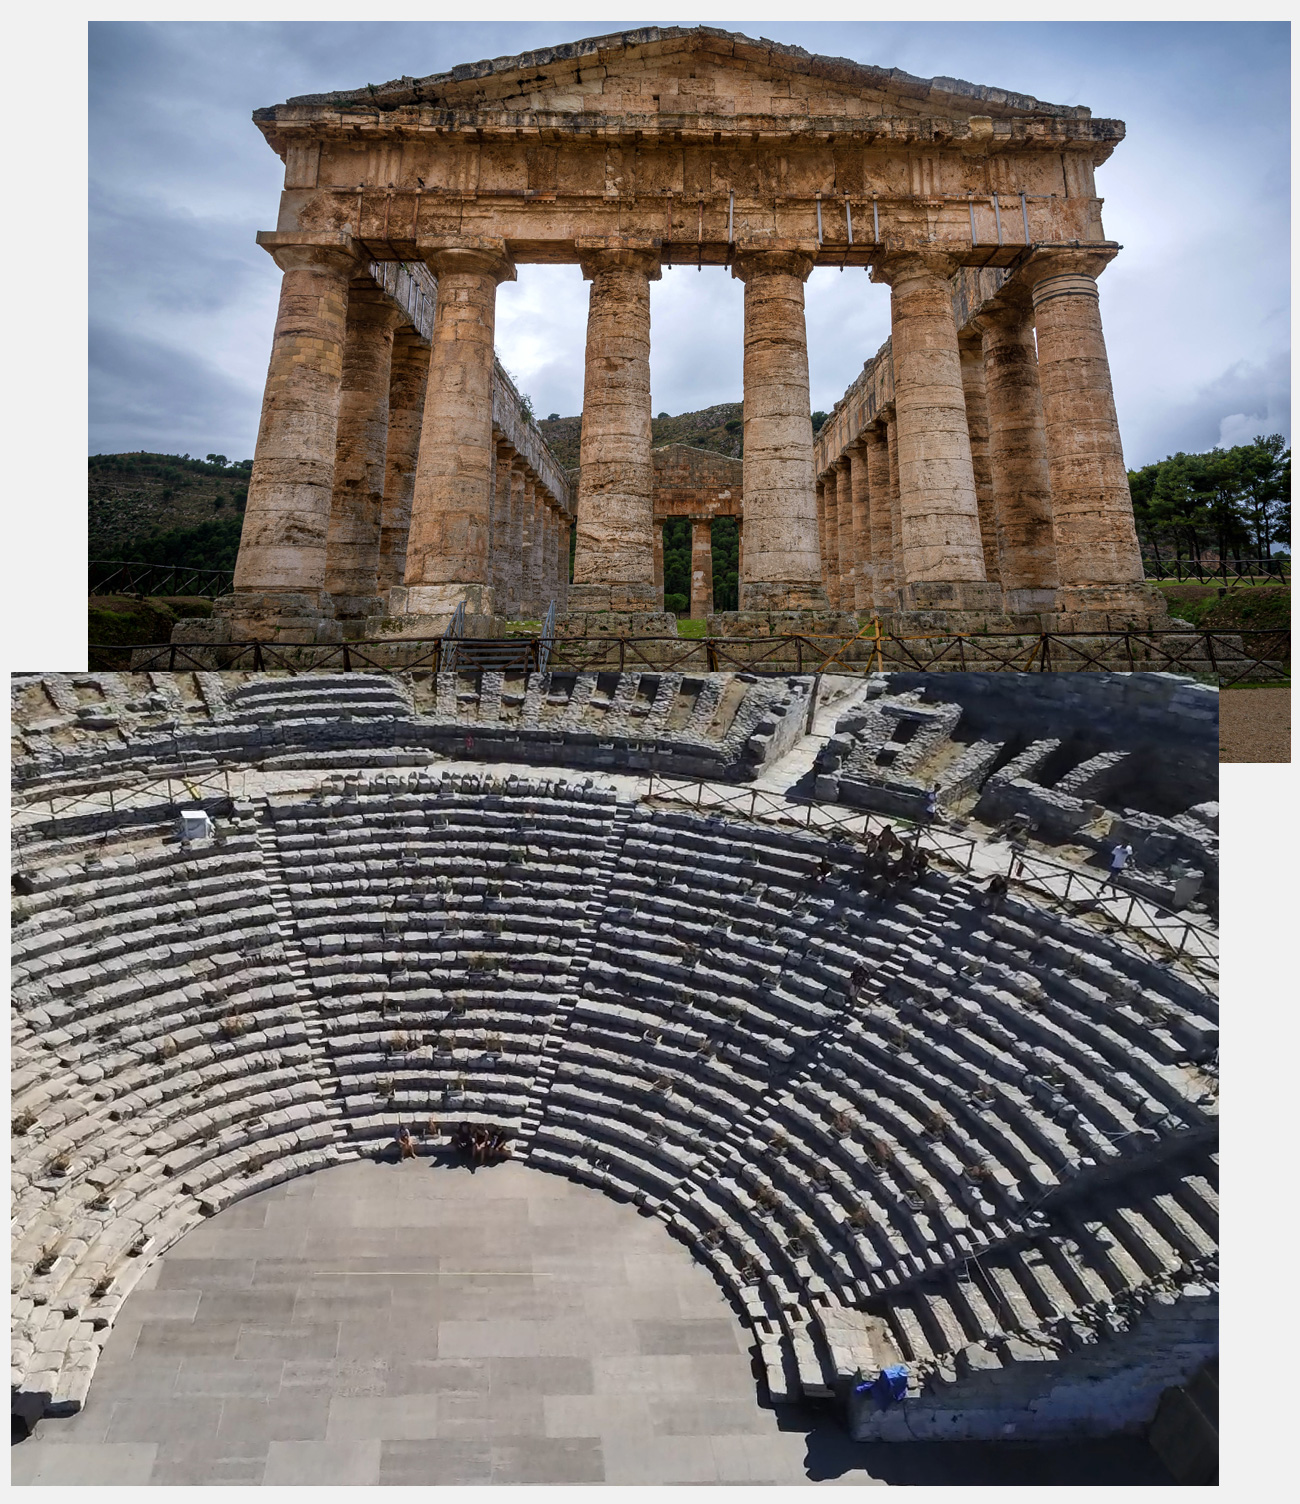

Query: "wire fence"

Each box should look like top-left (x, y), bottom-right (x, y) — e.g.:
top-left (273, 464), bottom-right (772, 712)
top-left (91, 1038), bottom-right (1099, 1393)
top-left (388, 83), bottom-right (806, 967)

top-left (642, 773), bottom-right (1217, 989)
top-left (1140, 557), bottom-right (1289, 584)
top-left (89, 561), bottom-right (236, 599)
top-left (97, 625), bottom-right (1288, 685)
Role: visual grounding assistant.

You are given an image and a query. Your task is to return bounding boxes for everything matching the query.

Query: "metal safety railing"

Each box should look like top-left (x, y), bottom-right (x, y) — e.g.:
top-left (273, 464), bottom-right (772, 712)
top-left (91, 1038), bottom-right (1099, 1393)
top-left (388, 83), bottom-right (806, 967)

top-left (1141, 557), bottom-right (1289, 584)
top-left (642, 773), bottom-right (1217, 990)
top-left (89, 561), bottom-right (236, 599)
top-left (97, 625), bottom-right (1289, 686)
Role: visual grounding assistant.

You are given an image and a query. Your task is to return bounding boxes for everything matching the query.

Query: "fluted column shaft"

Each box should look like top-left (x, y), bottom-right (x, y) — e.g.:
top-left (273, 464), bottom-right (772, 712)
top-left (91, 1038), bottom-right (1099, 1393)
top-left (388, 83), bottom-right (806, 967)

top-left (521, 476), bottom-right (545, 613)
top-left (1025, 252), bottom-right (1146, 610)
top-left (864, 425), bottom-right (893, 612)
top-left (653, 521), bottom-right (664, 600)
top-left (508, 463), bottom-right (527, 612)
top-left (885, 411), bottom-right (902, 594)
top-left (690, 518), bottom-right (714, 618)
top-left (873, 251), bottom-right (998, 612)
top-left (378, 331), bottom-right (430, 594)
top-left (541, 502), bottom-right (559, 610)
top-left (489, 439), bottom-right (516, 608)
top-left (732, 249), bottom-right (828, 611)
top-left (233, 239), bottom-right (360, 603)
top-left (325, 291), bottom-right (402, 616)
top-left (570, 247), bottom-right (661, 613)
top-left (401, 240), bottom-right (515, 621)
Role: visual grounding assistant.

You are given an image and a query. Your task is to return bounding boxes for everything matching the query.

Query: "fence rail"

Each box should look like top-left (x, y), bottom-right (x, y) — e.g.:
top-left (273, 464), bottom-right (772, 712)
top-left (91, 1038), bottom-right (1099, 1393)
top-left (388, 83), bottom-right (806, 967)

top-left (90, 561), bottom-right (236, 599)
top-left (1141, 557), bottom-right (1289, 583)
top-left (96, 626), bottom-right (1288, 685)
top-left (643, 774), bottom-right (1217, 989)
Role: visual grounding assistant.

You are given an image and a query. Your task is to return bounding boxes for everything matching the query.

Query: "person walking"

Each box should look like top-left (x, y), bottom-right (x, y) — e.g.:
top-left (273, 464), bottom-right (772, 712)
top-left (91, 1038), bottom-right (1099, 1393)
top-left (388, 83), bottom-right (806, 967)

top-left (1103, 842), bottom-right (1134, 891)
top-left (923, 785), bottom-right (940, 823)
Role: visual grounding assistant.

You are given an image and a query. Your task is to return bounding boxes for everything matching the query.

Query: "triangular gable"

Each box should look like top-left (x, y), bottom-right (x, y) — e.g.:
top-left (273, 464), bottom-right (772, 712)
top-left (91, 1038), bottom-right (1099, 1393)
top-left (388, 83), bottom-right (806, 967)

top-left (275, 27), bottom-right (1092, 126)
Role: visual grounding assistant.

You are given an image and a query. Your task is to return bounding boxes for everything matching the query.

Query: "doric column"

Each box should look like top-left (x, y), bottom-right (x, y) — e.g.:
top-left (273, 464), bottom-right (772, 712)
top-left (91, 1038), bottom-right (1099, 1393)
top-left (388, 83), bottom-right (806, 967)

top-left (732, 247), bottom-right (829, 611)
top-left (397, 238), bottom-right (516, 626)
top-left (520, 475), bottom-right (545, 615)
top-left (863, 424), bottom-right (893, 612)
top-left (489, 438), bottom-right (516, 610)
top-left (848, 441), bottom-right (873, 612)
top-left (325, 287), bottom-right (403, 618)
top-left (690, 518), bottom-right (714, 618)
top-left (508, 461), bottom-right (527, 613)
top-left (975, 288), bottom-right (1060, 612)
top-left (821, 467), bottom-right (841, 606)
top-left (885, 409), bottom-right (902, 594)
top-left (1023, 250), bottom-right (1152, 617)
top-left (541, 500), bottom-right (559, 611)
top-left (377, 330), bottom-right (430, 595)
top-left (570, 246), bottom-right (662, 614)
top-left (957, 333), bottom-right (1001, 586)
top-left (871, 250), bottom-right (999, 614)
top-left (815, 479), bottom-right (828, 591)
top-left (835, 455), bottom-right (855, 613)
top-left (231, 233), bottom-right (361, 617)
top-left (557, 509), bottom-right (572, 607)
top-left (653, 520), bottom-right (664, 601)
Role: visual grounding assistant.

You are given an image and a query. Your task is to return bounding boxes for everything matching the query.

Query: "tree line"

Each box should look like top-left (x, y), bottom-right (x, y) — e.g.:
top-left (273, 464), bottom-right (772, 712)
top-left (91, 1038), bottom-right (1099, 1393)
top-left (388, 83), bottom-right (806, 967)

top-left (1127, 434), bottom-right (1289, 565)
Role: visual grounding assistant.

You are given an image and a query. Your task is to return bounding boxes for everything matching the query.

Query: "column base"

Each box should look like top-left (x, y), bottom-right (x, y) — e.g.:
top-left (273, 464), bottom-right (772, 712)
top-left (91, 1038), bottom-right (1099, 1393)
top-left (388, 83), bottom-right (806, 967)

top-left (554, 609), bottom-right (679, 638)
top-left (1002, 586), bottom-right (1061, 616)
top-left (369, 583), bottom-right (503, 638)
top-left (707, 609), bottom-right (861, 640)
top-left (897, 580), bottom-right (1005, 613)
top-left (567, 582), bottom-right (663, 613)
top-left (1055, 583), bottom-right (1172, 629)
top-left (329, 593), bottom-right (387, 621)
top-left (739, 580), bottom-right (832, 612)
top-left (206, 592), bottom-right (343, 645)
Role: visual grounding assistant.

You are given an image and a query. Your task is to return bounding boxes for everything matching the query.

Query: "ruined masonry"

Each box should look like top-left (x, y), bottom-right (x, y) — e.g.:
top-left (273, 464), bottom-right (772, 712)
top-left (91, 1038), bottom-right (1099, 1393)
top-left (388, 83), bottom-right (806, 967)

top-left (198, 25), bottom-right (1166, 642)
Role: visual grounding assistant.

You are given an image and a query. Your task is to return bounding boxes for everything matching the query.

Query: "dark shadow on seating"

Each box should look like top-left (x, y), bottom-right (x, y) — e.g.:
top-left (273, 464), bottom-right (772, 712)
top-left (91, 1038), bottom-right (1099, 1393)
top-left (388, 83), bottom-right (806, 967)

top-left (770, 1403), bottom-right (1176, 1485)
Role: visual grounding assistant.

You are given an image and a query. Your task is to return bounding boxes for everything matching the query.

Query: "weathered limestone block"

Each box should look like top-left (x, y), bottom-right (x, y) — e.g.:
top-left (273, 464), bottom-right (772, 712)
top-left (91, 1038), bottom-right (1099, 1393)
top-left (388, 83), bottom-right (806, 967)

top-left (1024, 249), bottom-right (1165, 624)
top-left (393, 238), bottom-right (517, 631)
top-left (569, 246), bottom-right (662, 614)
top-left (957, 333), bottom-right (1001, 585)
top-left (224, 232), bottom-right (361, 634)
top-left (325, 288), bottom-right (403, 619)
top-left (872, 250), bottom-right (999, 615)
top-left (377, 329), bottom-right (430, 594)
top-left (975, 290), bottom-right (1059, 610)
top-left (864, 425), bottom-right (893, 613)
top-left (690, 518), bottom-right (714, 618)
top-left (732, 247), bottom-right (829, 612)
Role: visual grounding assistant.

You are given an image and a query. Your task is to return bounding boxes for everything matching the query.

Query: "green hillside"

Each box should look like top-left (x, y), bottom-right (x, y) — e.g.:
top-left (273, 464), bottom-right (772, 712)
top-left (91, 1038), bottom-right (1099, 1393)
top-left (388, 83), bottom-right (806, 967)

top-left (90, 452), bottom-right (251, 558)
top-left (539, 401), bottom-right (746, 469)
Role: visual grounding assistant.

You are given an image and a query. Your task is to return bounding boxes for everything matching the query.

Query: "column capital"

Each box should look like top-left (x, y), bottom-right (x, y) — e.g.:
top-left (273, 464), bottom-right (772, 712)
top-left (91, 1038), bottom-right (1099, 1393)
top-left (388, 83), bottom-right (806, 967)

top-left (730, 243), bottom-right (817, 283)
top-left (576, 240), bottom-right (663, 281)
top-left (1021, 246), bottom-right (1118, 300)
top-left (417, 237), bottom-right (516, 284)
top-left (256, 229), bottom-right (360, 275)
top-left (868, 247), bottom-right (960, 287)
top-left (344, 287), bottom-right (406, 330)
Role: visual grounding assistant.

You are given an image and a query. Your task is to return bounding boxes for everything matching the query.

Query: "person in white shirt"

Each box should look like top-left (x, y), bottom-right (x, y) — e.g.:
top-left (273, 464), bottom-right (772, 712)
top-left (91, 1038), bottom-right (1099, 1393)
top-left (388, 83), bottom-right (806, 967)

top-left (1103, 842), bottom-right (1134, 891)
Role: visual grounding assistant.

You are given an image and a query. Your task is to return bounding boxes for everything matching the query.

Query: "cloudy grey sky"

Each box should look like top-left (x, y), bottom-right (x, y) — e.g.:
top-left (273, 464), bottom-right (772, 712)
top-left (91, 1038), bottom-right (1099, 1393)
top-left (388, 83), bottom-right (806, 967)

top-left (89, 19), bottom-right (1289, 467)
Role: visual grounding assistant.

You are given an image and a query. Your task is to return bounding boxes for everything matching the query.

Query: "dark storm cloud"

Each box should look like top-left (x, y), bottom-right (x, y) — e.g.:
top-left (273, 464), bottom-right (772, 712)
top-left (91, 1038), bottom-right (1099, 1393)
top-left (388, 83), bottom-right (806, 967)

top-left (89, 20), bottom-right (1289, 467)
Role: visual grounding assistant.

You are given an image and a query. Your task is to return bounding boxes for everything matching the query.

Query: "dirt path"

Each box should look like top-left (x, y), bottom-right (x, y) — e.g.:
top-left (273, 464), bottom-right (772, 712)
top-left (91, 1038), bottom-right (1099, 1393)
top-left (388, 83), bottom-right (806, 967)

top-left (1220, 687), bottom-right (1291, 762)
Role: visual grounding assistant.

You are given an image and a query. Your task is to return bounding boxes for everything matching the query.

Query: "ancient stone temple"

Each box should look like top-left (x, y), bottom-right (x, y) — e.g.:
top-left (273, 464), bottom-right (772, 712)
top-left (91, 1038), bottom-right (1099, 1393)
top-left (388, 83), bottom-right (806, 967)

top-left (208, 25), bottom-right (1166, 644)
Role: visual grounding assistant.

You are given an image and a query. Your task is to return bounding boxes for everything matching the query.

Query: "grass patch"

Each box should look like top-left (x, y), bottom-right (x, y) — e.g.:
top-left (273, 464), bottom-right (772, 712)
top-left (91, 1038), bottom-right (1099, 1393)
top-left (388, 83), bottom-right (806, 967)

top-left (1158, 583), bottom-right (1290, 631)
top-left (88, 594), bottom-right (213, 647)
top-left (675, 618), bottom-right (707, 639)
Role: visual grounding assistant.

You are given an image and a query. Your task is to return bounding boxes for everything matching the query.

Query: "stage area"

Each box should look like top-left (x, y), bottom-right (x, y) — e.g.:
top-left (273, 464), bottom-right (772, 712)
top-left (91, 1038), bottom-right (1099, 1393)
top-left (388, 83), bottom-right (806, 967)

top-left (12, 1159), bottom-right (1172, 1486)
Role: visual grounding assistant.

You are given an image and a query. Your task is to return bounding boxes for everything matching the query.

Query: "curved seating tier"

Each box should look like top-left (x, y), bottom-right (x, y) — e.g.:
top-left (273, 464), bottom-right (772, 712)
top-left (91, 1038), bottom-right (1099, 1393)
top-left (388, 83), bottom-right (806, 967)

top-left (12, 773), bottom-right (1217, 1429)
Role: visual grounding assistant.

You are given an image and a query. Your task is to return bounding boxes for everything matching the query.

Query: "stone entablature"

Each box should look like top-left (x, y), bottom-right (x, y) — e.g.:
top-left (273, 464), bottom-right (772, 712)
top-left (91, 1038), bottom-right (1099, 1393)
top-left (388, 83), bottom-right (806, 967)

top-left (213, 25), bottom-right (1160, 644)
top-left (652, 445), bottom-right (742, 519)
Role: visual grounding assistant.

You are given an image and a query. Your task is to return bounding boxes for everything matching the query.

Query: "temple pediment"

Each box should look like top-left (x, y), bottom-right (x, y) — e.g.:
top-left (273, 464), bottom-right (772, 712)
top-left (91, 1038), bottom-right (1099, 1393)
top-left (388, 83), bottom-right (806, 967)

top-left (265, 27), bottom-right (1097, 131)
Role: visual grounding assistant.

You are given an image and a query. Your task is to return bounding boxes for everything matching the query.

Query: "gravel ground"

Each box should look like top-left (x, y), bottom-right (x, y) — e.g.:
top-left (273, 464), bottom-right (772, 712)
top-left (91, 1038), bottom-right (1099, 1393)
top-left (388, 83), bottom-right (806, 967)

top-left (1220, 687), bottom-right (1291, 762)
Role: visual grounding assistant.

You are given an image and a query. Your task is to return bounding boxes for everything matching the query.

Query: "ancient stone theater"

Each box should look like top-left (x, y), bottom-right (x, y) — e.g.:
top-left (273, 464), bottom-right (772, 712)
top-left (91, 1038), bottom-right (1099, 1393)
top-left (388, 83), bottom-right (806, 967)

top-left (13, 667), bottom-right (1216, 1482)
top-left (197, 25), bottom-right (1168, 652)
